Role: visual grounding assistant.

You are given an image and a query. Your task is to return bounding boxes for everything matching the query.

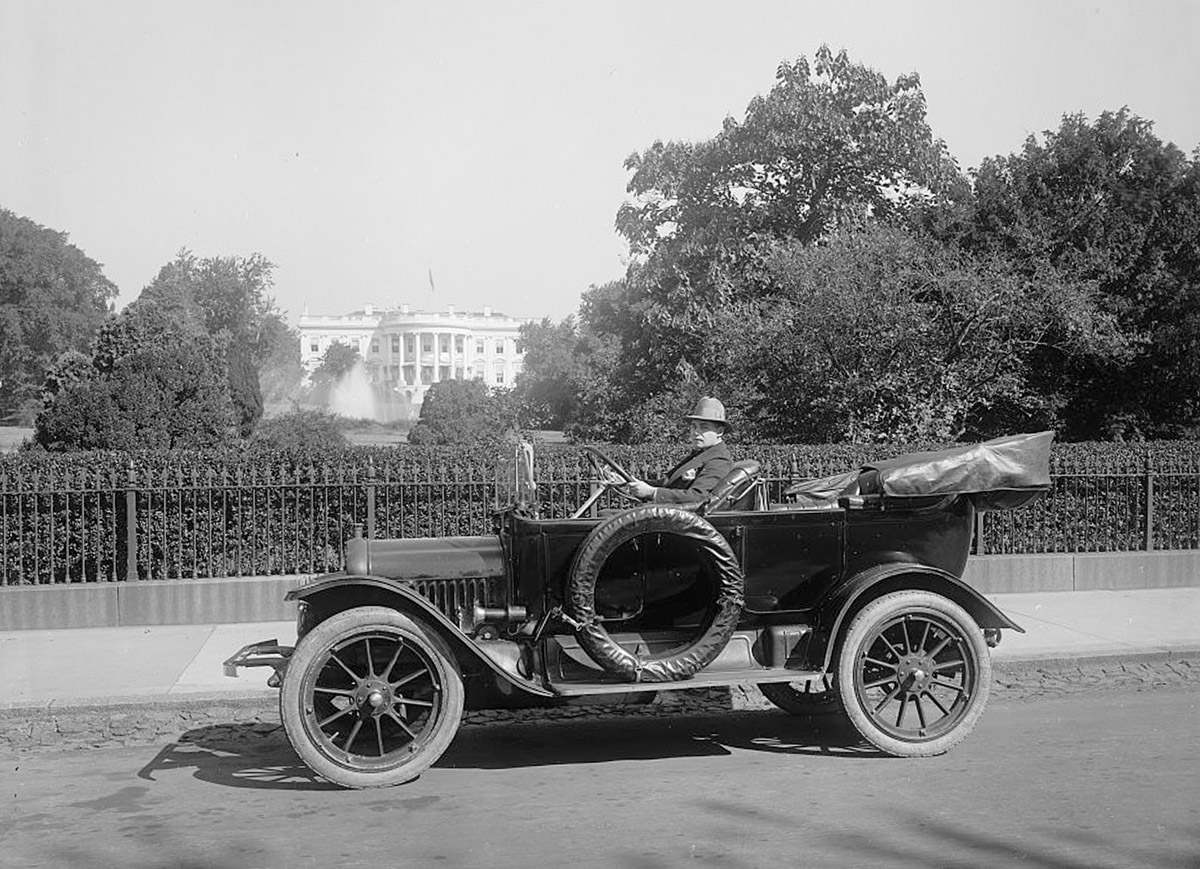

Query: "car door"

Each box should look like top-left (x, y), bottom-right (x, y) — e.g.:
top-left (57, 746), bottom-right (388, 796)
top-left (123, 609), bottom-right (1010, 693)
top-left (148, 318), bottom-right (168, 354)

top-left (716, 509), bottom-right (844, 614)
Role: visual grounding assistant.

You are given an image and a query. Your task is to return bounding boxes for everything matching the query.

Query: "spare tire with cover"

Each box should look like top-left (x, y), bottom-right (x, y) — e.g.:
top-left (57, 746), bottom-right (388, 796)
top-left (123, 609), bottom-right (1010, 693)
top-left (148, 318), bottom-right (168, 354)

top-left (567, 504), bottom-right (745, 682)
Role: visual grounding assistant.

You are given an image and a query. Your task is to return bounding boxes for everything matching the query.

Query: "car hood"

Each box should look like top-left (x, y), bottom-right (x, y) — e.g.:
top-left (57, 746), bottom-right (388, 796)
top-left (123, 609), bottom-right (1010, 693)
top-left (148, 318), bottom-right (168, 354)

top-left (344, 534), bottom-right (506, 581)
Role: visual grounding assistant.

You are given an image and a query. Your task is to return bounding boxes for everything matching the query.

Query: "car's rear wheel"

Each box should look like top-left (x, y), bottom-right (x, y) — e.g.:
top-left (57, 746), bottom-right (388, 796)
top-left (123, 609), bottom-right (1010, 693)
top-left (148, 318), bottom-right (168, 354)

top-left (836, 590), bottom-right (990, 757)
top-left (280, 606), bottom-right (463, 788)
top-left (758, 674), bottom-right (845, 717)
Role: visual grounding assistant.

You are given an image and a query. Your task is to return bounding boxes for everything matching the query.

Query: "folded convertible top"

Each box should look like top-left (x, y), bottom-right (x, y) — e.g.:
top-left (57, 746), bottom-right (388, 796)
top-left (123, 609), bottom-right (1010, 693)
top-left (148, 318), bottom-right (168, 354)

top-left (861, 431), bottom-right (1055, 511)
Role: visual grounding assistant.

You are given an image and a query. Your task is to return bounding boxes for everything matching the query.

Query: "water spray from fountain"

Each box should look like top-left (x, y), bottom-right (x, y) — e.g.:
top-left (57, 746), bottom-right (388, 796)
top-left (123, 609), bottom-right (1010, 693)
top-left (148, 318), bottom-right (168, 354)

top-left (329, 360), bottom-right (379, 421)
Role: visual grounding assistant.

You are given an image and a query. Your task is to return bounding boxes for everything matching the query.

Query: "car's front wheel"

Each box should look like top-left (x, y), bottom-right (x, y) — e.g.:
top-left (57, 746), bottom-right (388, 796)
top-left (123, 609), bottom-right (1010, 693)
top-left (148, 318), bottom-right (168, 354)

top-left (836, 590), bottom-right (990, 757)
top-left (280, 606), bottom-right (464, 788)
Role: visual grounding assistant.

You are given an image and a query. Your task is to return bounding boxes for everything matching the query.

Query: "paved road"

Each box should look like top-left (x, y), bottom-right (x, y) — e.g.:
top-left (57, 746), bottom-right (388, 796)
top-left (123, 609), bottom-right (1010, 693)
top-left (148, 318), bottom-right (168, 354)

top-left (4, 683), bottom-right (1198, 869)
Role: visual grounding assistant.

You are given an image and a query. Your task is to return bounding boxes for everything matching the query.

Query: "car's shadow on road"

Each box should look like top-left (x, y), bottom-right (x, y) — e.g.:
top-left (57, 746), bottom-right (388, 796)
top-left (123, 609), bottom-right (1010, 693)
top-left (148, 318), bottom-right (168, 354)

top-left (136, 708), bottom-right (881, 791)
top-left (136, 723), bottom-right (340, 792)
top-left (443, 708), bottom-right (881, 770)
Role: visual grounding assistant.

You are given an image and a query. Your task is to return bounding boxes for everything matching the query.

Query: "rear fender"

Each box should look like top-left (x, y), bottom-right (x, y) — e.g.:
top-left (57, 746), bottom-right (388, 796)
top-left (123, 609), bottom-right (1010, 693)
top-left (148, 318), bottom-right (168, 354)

top-left (288, 575), bottom-right (553, 700)
top-left (806, 562), bottom-right (1024, 673)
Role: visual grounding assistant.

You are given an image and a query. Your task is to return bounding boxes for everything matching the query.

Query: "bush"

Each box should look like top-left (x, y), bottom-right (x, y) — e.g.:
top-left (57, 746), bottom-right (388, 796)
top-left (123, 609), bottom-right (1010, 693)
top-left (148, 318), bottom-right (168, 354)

top-left (251, 409), bottom-right (348, 453)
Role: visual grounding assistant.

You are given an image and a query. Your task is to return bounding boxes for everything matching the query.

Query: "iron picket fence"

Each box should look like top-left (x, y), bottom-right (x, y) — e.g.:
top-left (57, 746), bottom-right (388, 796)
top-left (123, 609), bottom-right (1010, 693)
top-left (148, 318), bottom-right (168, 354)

top-left (1, 443), bottom-right (1198, 585)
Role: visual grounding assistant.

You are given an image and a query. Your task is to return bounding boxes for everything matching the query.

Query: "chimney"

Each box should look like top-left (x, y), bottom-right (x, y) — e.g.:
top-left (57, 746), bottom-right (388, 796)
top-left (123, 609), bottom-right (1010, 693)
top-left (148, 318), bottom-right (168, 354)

top-left (400, 303), bottom-right (409, 314)
top-left (364, 303), bottom-right (374, 316)
top-left (447, 304), bottom-right (455, 316)
top-left (483, 306), bottom-right (492, 317)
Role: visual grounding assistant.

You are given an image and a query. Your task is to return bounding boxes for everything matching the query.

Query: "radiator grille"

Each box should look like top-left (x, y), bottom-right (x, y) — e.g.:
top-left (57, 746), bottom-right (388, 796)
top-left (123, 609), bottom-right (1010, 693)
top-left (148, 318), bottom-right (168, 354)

top-left (408, 576), bottom-right (504, 621)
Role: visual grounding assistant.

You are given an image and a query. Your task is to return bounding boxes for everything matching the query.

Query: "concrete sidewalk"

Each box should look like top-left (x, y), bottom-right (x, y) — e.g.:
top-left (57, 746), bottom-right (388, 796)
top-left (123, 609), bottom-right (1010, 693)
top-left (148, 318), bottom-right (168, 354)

top-left (2, 588), bottom-right (1199, 708)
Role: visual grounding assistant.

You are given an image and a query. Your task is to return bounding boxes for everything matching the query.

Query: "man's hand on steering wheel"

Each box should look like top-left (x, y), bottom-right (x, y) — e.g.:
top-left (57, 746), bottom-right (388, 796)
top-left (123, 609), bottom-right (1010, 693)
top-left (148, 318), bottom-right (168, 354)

top-left (622, 480), bottom-right (654, 500)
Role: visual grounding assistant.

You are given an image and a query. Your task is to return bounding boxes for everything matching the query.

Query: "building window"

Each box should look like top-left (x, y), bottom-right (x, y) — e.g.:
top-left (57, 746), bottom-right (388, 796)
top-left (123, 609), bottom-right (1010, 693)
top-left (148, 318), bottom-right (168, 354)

top-left (474, 362), bottom-right (485, 379)
top-left (390, 336), bottom-right (400, 354)
top-left (309, 341), bottom-right (319, 353)
top-left (404, 335), bottom-right (415, 357)
top-left (370, 340), bottom-right (380, 355)
top-left (454, 367), bottom-right (464, 380)
top-left (495, 338), bottom-right (505, 355)
top-left (494, 364), bottom-right (505, 385)
top-left (475, 339), bottom-right (485, 356)
top-left (421, 365), bottom-right (434, 383)
top-left (422, 336), bottom-right (433, 353)
top-left (439, 335), bottom-right (450, 352)
top-left (439, 365), bottom-right (451, 381)
top-left (455, 335), bottom-right (464, 353)
top-left (402, 365), bottom-right (414, 385)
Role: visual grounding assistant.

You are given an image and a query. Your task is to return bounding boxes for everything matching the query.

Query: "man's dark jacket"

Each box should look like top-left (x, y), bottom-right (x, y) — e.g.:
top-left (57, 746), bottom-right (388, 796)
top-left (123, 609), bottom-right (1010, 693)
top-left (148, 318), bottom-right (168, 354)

top-left (649, 442), bottom-right (734, 504)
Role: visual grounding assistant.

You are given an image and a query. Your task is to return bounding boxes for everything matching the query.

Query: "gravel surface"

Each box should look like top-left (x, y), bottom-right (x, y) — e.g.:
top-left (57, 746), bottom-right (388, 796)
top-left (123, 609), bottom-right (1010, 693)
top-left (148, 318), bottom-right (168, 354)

top-left (3, 654), bottom-right (1197, 754)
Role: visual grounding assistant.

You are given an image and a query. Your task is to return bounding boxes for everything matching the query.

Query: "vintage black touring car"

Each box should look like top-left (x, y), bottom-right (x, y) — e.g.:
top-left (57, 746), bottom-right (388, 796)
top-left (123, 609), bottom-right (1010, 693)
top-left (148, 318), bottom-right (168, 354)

top-left (225, 431), bottom-right (1053, 788)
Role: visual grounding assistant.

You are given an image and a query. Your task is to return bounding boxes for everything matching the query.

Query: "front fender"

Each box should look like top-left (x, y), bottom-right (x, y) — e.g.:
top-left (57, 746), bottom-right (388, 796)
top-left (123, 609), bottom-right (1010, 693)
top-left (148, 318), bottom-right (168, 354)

top-left (806, 562), bottom-right (1024, 673)
top-left (288, 574), bottom-right (554, 699)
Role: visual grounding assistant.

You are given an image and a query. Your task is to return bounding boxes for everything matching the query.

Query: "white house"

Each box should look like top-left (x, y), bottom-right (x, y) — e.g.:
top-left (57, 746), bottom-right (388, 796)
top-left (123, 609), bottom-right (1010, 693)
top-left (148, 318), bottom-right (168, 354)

top-left (298, 303), bottom-right (529, 408)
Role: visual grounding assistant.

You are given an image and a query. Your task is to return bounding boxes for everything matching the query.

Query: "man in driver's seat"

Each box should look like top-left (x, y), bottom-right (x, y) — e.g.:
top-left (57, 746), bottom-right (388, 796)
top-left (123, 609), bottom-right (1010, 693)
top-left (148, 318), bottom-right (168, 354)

top-left (622, 397), bottom-right (734, 504)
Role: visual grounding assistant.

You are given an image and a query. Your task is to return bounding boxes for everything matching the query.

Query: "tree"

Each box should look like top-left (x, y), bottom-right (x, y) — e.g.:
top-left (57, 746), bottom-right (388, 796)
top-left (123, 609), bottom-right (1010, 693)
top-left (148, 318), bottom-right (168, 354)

top-left (512, 285), bottom-right (652, 441)
top-left (955, 109), bottom-right (1200, 438)
top-left (514, 313), bottom-right (627, 433)
top-left (514, 317), bottom-right (581, 429)
top-left (257, 313), bottom-right (305, 405)
top-left (33, 304), bottom-right (236, 451)
top-left (704, 227), bottom-right (1129, 443)
top-left (609, 46), bottom-right (965, 401)
top-left (407, 379), bottom-right (515, 446)
top-left (136, 250), bottom-right (294, 436)
top-left (0, 209), bottom-right (118, 422)
top-left (308, 341), bottom-right (362, 405)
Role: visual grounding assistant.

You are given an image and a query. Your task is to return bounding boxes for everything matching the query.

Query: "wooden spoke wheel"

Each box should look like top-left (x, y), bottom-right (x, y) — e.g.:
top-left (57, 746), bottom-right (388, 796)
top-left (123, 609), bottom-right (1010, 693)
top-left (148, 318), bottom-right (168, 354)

top-left (837, 591), bottom-right (990, 757)
top-left (280, 607), bottom-right (463, 788)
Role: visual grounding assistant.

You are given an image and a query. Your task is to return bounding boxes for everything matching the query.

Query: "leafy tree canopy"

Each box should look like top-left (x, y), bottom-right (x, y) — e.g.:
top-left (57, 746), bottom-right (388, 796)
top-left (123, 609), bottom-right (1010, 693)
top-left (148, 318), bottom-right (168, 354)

top-left (33, 303), bottom-right (236, 451)
top-left (942, 109), bottom-right (1200, 438)
top-left (608, 46), bottom-right (964, 399)
top-left (134, 250), bottom-right (295, 436)
top-left (0, 209), bottom-right (118, 423)
top-left (308, 341), bottom-right (362, 404)
top-left (710, 227), bottom-right (1130, 443)
top-left (535, 69), bottom-right (1200, 443)
top-left (514, 307), bottom-right (623, 434)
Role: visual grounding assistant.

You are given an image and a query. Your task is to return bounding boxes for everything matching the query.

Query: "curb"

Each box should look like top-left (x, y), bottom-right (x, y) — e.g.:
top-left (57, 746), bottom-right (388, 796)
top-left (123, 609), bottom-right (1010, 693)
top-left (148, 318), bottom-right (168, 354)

top-left (4, 650), bottom-right (1198, 754)
top-left (0, 689), bottom-right (277, 715)
top-left (4, 648), bottom-right (1199, 716)
top-left (991, 646), bottom-right (1200, 674)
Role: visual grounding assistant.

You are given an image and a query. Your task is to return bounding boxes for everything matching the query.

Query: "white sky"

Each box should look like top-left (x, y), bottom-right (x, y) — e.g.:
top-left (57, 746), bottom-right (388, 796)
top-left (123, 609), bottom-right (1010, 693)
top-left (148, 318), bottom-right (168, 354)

top-left (2, 1), bottom-right (1198, 324)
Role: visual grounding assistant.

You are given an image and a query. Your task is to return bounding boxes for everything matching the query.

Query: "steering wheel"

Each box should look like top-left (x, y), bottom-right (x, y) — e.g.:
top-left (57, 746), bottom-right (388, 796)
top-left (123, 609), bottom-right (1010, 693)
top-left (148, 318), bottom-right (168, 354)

top-left (582, 446), bottom-right (633, 486)
top-left (571, 447), bottom-right (639, 518)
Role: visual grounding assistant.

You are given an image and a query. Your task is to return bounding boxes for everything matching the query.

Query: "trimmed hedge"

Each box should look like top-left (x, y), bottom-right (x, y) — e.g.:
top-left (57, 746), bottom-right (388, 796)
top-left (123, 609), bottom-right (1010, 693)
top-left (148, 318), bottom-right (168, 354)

top-left (1, 441), bottom-right (1198, 584)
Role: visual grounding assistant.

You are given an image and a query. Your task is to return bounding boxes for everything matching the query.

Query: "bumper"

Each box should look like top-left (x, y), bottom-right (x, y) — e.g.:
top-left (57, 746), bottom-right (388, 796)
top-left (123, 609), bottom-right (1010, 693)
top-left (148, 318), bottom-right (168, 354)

top-left (222, 639), bottom-right (295, 687)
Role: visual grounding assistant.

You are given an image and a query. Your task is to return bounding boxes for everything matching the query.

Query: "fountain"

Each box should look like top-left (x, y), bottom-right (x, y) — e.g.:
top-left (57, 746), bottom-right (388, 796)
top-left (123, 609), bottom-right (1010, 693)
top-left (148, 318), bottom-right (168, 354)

top-left (329, 360), bottom-right (378, 421)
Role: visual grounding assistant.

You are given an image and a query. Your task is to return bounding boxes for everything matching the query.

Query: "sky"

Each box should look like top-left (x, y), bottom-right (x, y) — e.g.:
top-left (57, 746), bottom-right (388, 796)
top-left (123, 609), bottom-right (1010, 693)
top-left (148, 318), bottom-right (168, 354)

top-left (2, 1), bottom-right (1199, 326)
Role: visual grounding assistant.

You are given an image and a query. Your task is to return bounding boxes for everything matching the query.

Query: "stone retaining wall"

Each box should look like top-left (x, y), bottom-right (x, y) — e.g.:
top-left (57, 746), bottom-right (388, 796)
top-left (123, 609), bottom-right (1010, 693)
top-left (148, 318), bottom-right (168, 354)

top-left (3, 551), bottom-right (1199, 631)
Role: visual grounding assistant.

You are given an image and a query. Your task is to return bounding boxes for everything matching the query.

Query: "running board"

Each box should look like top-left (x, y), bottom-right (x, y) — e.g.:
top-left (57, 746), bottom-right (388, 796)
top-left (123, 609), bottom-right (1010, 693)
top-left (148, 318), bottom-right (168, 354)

top-left (543, 625), bottom-right (821, 695)
top-left (546, 665), bottom-right (827, 696)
